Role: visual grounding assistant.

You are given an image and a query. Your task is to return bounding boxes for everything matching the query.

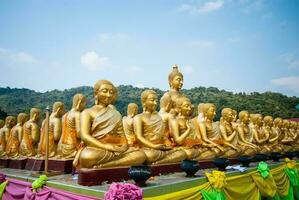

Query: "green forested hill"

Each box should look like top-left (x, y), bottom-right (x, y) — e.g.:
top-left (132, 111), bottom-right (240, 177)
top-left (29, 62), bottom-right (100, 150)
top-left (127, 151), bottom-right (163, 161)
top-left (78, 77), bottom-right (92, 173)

top-left (0, 86), bottom-right (298, 121)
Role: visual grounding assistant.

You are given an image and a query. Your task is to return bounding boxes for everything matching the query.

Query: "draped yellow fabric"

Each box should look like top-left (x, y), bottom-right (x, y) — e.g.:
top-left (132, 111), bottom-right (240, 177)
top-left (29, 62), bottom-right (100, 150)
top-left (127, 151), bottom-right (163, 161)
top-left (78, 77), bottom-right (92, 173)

top-left (144, 164), bottom-right (296, 200)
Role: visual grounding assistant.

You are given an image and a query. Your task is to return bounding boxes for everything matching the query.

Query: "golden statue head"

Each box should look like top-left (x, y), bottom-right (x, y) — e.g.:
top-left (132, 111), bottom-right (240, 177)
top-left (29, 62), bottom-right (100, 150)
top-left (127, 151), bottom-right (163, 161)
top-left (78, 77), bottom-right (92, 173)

top-left (168, 64), bottom-right (183, 91)
top-left (17, 113), bottom-right (29, 125)
top-left (141, 89), bottom-right (157, 113)
top-left (221, 108), bottom-right (234, 122)
top-left (273, 117), bottom-right (283, 127)
top-left (94, 80), bottom-right (117, 106)
top-left (239, 110), bottom-right (249, 124)
top-left (73, 93), bottom-right (87, 111)
top-left (290, 121), bottom-right (297, 129)
top-left (232, 109), bottom-right (237, 122)
top-left (202, 103), bottom-right (216, 120)
top-left (52, 101), bottom-right (65, 117)
top-left (176, 97), bottom-right (193, 117)
top-left (127, 103), bottom-right (138, 117)
top-left (0, 119), bottom-right (4, 128)
top-left (5, 116), bottom-right (16, 128)
top-left (282, 119), bottom-right (290, 128)
top-left (30, 108), bottom-right (42, 122)
top-left (263, 116), bottom-right (273, 126)
top-left (160, 93), bottom-right (172, 112)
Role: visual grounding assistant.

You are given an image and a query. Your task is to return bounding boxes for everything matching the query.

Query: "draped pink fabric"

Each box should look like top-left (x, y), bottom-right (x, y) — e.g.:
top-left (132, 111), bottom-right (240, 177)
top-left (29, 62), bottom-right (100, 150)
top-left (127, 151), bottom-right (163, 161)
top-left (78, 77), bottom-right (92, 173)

top-left (3, 178), bottom-right (101, 200)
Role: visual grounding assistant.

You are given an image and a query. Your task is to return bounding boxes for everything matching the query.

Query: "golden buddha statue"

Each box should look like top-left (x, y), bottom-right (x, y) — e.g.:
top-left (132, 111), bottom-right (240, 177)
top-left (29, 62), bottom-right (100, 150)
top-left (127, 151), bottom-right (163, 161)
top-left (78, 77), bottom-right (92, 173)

top-left (6, 113), bottom-right (28, 158)
top-left (250, 114), bottom-right (270, 154)
top-left (56, 94), bottom-right (86, 159)
top-left (289, 121), bottom-right (298, 150)
top-left (122, 103), bottom-right (139, 147)
top-left (158, 93), bottom-right (175, 147)
top-left (219, 108), bottom-right (240, 158)
top-left (0, 116), bottom-right (17, 157)
top-left (263, 116), bottom-right (281, 153)
top-left (0, 120), bottom-right (4, 129)
top-left (20, 108), bottom-right (42, 157)
top-left (134, 89), bottom-right (186, 164)
top-left (237, 111), bottom-right (258, 156)
top-left (196, 103), bottom-right (224, 159)
top-left (37, 102), bottom-right (65, 158)
top-left (272, 117), bottom-right (284, 152)
top-left (280, 119), bottom-right (293, 152)
top-left (161, 64), bottom-right (185, 117)
top-left (73, 80), bottom-right (146, 169)
top-left (169, 97), bottom-right (204, 160)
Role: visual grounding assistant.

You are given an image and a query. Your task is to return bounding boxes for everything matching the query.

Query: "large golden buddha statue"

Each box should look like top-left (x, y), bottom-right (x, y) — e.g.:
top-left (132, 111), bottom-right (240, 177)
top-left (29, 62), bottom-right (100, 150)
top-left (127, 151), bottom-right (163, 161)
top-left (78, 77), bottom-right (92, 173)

top-left (263, 116), bottom-right (281, 153)
top-left (0, 116), bottom-right (17, 157)
top-left (237, 111), bottom-right (258, 156)
top-left (37, 101), bottom-right (65, 158)
top-left (6, 113), bottom-right (28, 158)
top-left (20, 108), bottom-right (41, 157)
top-left (219, 108), bottom-right (240, 158)
top-left (250, 114), bottom-right (270, 154)
top-left (56, 94), bottom-right (86, 159)
top-left (196, 103), bottom-right (224, 159)
top-left (169, 97), bottom-right (204, 160)
top-left (122, 103), bottom-right (138, 147)
top-left (134, 89), bottom-right (186, 164)
top-left (74, 80), bottom-right (146, 169)
top-left (280, 119), bottom-right (293, 152)
top-left (161, 65), bottom-right (185, 117)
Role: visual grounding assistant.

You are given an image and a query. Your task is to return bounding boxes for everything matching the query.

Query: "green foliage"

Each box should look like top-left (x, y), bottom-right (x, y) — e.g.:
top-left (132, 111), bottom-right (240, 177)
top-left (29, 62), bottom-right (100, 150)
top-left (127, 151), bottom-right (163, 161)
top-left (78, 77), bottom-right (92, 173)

top-left (0, 86), bottom-right (298, 121)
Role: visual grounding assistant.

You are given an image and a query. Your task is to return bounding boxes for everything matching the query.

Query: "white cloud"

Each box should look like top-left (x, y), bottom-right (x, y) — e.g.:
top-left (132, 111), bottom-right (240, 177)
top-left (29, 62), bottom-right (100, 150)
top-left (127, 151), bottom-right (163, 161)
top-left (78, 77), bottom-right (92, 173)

top-left (279, 52), bottom-right (299, 69)
top-left (271, 76), bottom-right (299, 93)
top-left (81, 51), bottom-right (110, 71)
top-left (181, 65), bottom-right (194, 74)
top-left (188, 40), bottom-right (214, 48)
top-left (134, 84), bottom-right (145, 88)
top-left (0, 48), bottom-right (38, 64)
top-left (178, 0), bottom-right (224, 15)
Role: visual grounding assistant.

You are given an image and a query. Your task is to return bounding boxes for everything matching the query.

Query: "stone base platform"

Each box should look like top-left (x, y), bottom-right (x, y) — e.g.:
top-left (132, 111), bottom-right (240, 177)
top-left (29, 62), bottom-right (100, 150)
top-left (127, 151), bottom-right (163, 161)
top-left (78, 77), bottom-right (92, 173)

top-left (25, 158), bottom-right (44, 171)
top-left (0, 158), bottom-right (9, 167)
top-left (78, 159), bottom-right (238, 186)
top-left (8, 158), bottom-right (27, 169)
top-left (48, 159), bottom-right (74, 174)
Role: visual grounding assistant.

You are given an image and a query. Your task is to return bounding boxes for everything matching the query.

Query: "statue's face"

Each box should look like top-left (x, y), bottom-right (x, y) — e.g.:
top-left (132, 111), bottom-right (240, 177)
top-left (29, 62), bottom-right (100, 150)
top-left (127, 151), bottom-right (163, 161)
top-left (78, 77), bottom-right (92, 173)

top-left (206, 106), bottom-right (216, 120)
top-left (144, 93), bottom-right (157, 112)
top-left (242, 113), bottom-right (249, 124)
top-left (171, 75), bottom-right (183, 90)
top-left (224, 110), bottom-right (233, 122)
top-left (180, 101), bottom-right (192, 117)
top-left (256, 115), bottom-right (263, 126)
top-left (79, 98), bottom-right (87, 111)
top-left (96, 83), bottom-right (114, 106)
top-left (266, 118), bottom-right (273, 126)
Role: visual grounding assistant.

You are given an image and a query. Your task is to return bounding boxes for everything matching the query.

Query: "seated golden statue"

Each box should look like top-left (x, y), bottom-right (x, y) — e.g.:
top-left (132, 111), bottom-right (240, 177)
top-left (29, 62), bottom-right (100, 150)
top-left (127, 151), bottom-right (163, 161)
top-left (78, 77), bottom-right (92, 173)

top-left (250, 114), bottom-right (270, 154)
top-left (20, 108), bottom-right (41, 157)
top-left (74, 80), bottom-right (146, 169)
top-left (122, 103), bottom-right (139, 147)
top-left (236, 111), bottom-right (259, 156)
top-left (161, 64), bottom-right (185, 118)
top-left (56, 94), bottom-right (86, 159)
top-left (169, 97), bottom-right (205, 160)
top-left (196, 103), bottom-right (225, 160)
top-left (280, 119), bottom-right (293, 152)
top-left (289, 121), bottom-right (299, 151)
top-left (134, 89), bottom-right (187, 164)
top-left (0, 116), bottom-right (17, 158)
top-left (158, 93), bottom-right (175, 147)
top-left (271, 117), bottom-right (283, 152)
top-left (6, 113), bottom-right (28, 158)
top-left (219, 108), bottom-right (240, 158)
top-left (37, 102), bottom-right (65, 158)
top-left (263, 116), bottom-right (280, 153)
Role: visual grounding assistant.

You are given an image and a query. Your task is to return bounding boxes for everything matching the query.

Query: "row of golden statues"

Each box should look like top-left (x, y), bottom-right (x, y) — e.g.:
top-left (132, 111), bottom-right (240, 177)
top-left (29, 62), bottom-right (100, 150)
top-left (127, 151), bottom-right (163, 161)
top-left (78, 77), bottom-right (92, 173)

top-left (0, 65), bottom-right (298, 170)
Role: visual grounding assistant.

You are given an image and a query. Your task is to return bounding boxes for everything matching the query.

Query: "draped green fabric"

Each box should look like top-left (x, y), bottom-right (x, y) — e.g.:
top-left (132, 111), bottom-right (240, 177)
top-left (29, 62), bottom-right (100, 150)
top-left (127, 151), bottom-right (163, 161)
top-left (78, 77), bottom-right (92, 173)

top-left (0, 180), bottom-right (8, 200)
top-left (201, 188), bottom-right (226, 200)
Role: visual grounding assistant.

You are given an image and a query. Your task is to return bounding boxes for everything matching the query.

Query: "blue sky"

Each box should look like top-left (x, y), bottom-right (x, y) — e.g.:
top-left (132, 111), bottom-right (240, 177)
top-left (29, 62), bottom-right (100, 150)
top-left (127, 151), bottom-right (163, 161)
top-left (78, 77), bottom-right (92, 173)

top-left (0, 0), bottom-right (298, 96)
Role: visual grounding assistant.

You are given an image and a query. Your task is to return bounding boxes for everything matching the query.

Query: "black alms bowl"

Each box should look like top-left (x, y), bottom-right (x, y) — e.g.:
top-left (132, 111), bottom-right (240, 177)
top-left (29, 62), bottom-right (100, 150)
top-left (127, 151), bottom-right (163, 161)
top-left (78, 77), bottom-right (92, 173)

top-left (238, 156), bottom-right (252, 167)
top-left (213, 158), bottom-right (230, 171)
top-left (128, 165), bottom-right (152, 187)
top-left (180, 159), bottom-right (200, 177)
